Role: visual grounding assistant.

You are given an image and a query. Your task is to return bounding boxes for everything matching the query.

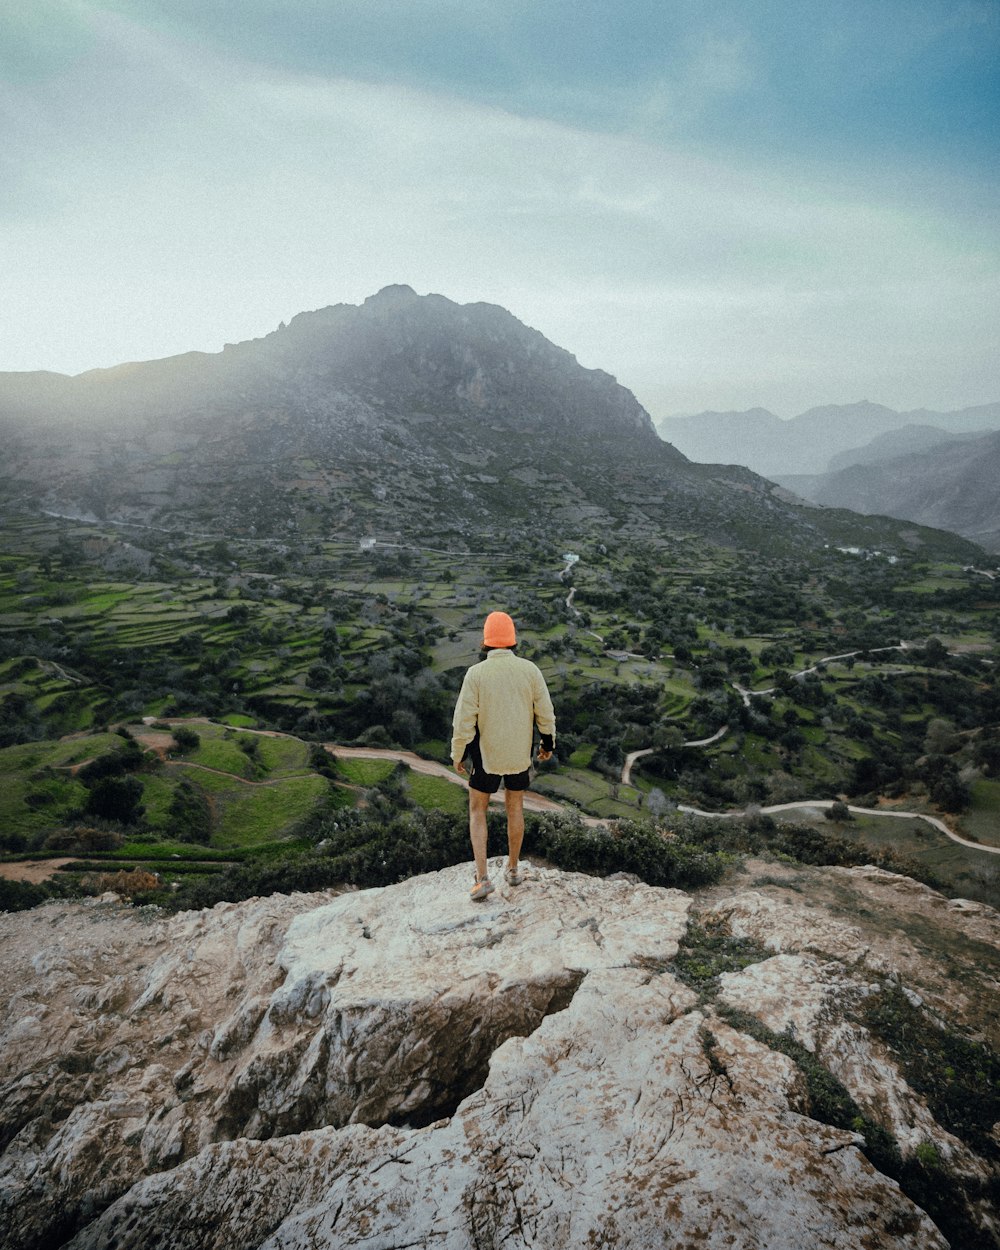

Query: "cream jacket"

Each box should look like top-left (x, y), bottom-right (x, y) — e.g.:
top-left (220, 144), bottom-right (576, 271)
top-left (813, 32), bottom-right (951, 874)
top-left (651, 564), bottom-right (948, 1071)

top-left (451, 648), bottom-right (556, 775)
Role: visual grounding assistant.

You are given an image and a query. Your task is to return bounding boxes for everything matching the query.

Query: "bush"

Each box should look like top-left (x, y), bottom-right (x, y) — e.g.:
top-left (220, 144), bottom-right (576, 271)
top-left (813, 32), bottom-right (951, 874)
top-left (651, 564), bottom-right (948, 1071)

top-left (82, 868), bottom-right (161, 897)
top-left (166, 780), bottom-right (212, 843)
top-left (0, 878), bottom-right (51, 913)
top-left (43, 826), bottom-right (125, 853)
top-left (77, 740), bottom-right (144, 785)
top-left (172, 726), bottom-right (201, 752)
top-left (84, 776), bottom-right (145, 825)
top-left (309, 744), bottom-right (338, 779)
top-left (528, 816), bottom-right (726, 889)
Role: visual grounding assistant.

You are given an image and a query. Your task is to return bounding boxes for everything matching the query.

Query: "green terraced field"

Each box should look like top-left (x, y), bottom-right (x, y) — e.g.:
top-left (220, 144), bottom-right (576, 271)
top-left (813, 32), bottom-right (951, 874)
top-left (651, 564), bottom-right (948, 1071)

top-left (1, 513), bottom-right (997, 898)
top-left (405, 772), bottom-right (467, 816)
top-left (963, 780), bottom-right (1000, 847)
top-left (333, 757), bottom-right (397, 787)
top-left (211, 775), bottom-right (330, 846)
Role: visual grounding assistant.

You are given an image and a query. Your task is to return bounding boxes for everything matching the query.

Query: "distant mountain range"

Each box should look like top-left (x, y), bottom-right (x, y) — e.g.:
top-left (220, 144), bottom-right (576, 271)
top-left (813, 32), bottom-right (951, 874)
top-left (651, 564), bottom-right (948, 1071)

top-left (776, 429), bottom-right (1000, 552)
top-left (656, 401), bottom-right (1000, 478)
top-left (0, 288), bottom-right (981, 559)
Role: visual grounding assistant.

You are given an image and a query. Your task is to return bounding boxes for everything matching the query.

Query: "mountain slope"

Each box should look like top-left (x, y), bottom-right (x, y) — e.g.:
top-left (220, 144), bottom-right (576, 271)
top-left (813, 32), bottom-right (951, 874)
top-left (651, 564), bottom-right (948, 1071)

top-left (658, 401), bottom-right (1000, 477)
top-left (0, 288), bottom-right (981, 558)
top-left (777, 430), bottom-right (1000, 551)
top-left (825, 424), bottom-right (988, 473)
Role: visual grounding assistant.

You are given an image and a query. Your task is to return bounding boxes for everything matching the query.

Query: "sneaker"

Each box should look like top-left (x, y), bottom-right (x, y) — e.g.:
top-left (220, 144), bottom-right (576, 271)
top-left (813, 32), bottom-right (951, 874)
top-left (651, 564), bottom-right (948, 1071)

top-left (503, 863), bottom-right (524, 886)
top-left (470, 877), bottom-right (494, 902)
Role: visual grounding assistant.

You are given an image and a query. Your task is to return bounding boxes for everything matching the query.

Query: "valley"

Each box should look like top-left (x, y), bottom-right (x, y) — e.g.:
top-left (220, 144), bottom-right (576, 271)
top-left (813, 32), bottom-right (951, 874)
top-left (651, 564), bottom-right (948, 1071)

top-left (2, 288), bottom-right (999, 1250)
top-left (2, 507), bottom-right (998, 911)
top-left (1, 288), bottom-right (998, 918)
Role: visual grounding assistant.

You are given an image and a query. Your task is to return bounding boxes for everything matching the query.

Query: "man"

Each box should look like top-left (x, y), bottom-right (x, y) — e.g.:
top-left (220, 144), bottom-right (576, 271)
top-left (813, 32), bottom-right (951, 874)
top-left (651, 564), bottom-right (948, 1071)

top-left (452, 610), bottom-right (556, 901)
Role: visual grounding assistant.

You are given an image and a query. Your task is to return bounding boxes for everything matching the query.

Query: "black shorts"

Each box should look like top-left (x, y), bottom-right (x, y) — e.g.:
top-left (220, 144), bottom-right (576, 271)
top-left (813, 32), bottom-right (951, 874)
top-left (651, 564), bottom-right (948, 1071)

top-left (465, 733), bottom-right (531, 795)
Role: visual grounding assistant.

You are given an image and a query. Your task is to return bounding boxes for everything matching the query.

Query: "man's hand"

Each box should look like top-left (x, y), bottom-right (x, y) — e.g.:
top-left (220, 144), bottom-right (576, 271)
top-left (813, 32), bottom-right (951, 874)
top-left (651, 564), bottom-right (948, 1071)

top-left (536, 748), bottom-right (552, 762)
top-left (454, 760), bottom-right (466, 776)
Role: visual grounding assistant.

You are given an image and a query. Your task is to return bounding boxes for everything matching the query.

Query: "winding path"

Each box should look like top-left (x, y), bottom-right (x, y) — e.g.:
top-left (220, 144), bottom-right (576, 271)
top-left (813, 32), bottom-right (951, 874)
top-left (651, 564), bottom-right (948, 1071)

top-left (733, 643), bottom-right (912, 706)
top-left (621, 726), bottom-right (730, 785)
top-left (676, 799), bottom-right (1000, 856)
top-left (322, 745), bottom-right (994, 855)
top-left (324, 745), bottom-right (594, 821)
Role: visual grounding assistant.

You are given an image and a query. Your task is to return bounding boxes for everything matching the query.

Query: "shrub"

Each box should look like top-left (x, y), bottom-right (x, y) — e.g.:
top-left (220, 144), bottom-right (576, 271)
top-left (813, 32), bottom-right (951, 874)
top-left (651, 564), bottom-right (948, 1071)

top-left (529, 816), bottom-right (726, 889)
top-left (166, 780), bottom-right (212, 844)
top-left (43, 826), bottom-right (125, 853)
top-left (84, 776), bottom-right (145, 824)
top-left (77, 740), bottom-right (144, 785)
top-left (0, 878), bottom-right (50, 913)
top-left (309, 744), bottom-right (338, 779)
top-left (82, 868), bottom-right (161, 897)
top-left (171, 726), bottom-right (201, 752)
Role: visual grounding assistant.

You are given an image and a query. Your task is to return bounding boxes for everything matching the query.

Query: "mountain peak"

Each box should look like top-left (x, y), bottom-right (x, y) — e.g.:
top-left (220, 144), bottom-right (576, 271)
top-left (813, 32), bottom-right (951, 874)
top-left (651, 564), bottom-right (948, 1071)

top-left (363, 283), bottom-right (422, 308)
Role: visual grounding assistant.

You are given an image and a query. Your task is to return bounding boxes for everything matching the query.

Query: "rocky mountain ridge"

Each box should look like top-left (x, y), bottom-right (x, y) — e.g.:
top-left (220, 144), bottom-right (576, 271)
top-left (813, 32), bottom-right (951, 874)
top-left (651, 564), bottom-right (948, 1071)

top-left (2, 861), bottom-right (998, 1248)
top-left (656, 401), bottom-right (1000, 478)
top-left (825, 425), bottom-right (988, 473)
top-left (0, 288), bottom-right (979, 558)
top-left (777, 429), bottom-right (1000, 553)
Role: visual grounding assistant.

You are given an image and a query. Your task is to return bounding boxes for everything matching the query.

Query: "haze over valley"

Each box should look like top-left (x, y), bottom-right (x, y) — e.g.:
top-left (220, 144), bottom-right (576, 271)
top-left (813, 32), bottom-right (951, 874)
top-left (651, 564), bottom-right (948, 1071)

top-left (656, 403), bottom-right (1000, 552)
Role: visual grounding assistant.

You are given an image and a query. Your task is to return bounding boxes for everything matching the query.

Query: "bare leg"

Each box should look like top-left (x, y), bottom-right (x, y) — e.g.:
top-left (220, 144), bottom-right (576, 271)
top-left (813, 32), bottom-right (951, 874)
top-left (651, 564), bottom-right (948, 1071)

top-left (504, 789), bottom-right (525, 870)
top-left (469, 787), bottom-right (491, 881)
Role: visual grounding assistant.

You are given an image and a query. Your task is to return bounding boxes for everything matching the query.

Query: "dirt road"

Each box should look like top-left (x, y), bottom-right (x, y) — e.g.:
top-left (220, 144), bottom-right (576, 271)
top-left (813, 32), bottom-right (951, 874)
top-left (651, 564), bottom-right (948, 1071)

top-left (325, 745), bottom-right (572, 817)
top-left (0, 858), bottom-right (76, 884)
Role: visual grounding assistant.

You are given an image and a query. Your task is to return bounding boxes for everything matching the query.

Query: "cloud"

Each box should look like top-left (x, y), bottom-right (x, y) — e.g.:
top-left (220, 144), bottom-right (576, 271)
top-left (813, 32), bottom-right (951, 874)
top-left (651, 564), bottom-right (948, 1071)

top-left (0, 4), bottom-right (997, 416)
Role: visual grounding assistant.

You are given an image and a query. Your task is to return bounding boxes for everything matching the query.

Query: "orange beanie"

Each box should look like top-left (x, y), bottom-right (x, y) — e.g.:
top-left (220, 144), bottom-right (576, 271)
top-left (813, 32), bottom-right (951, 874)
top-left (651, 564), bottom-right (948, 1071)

top-left (483, 611), bottom-right (517, 648)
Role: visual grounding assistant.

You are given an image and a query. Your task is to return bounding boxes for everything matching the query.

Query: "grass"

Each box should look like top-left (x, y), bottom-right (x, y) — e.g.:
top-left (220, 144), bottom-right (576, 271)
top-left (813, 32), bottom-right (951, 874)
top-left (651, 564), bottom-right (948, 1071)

top-left (0, 715), bottom-right (336, 861)
top-left (0, 770), bottom-right (87, 838)
top-left (330, 757), bottom-right (397, 787)
top-left (405, 772), bottom-right (468, 815)
top-left (139, 773), bottom-right (177, 830)
top-left (210, 775), bottom-right (331, 847)
top-left (179, 733), bottom-right (260, 778)
top-left (253, 733), bottom-right (311, 773)
top-left (788, 807), bottom-right (1000, 903)
top-left (0, 735), bottom-right (132, 838)
top-left (962, 780), bottom-right (1000, 848)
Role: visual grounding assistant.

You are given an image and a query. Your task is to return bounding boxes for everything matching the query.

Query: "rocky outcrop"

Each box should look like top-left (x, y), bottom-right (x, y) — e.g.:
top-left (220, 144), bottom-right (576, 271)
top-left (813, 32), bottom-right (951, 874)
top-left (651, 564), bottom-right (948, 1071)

top-left (1, 862), bottom-right (997, 1248)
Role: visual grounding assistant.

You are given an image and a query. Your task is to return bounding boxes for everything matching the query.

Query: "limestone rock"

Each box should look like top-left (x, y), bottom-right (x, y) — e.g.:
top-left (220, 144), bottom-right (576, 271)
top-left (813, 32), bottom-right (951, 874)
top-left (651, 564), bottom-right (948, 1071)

top-left (1, 862), bottom-right (995, 1249)
top-left (71, 983), bottom-right (942, 1250)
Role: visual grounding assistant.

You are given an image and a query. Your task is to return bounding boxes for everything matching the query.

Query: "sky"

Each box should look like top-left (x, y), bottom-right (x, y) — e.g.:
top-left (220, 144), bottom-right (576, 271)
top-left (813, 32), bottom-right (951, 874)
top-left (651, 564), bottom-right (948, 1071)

top-left (2, 1), bottom-right (998, 417)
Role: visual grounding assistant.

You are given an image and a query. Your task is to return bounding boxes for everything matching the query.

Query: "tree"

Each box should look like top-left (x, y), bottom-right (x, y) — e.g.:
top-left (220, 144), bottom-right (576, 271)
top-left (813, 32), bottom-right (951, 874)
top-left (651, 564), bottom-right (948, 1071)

top-left (167, 780), bottom-right (212, 843)
top-left (653, 724), bottom-right (685, 751)
top-left (172, 725), bottom-right (200, 752)
top-left (923, 718), bottom-right (958, 756)
top-left (928, 763), bottom-right (970, 812)
top-left (390, 708), bottom-right (421, 748)
top-left (923, 637), bottom-right (949, 666)
top-left (307, 664), bottom-right (332, 690)
top-left (84, 776), bottom-right (145, 824)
